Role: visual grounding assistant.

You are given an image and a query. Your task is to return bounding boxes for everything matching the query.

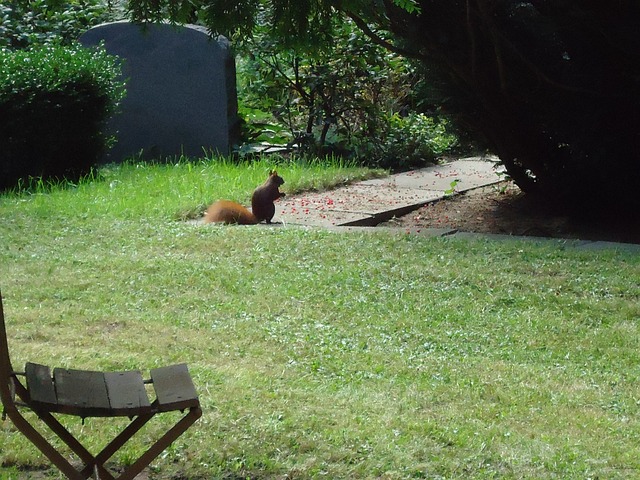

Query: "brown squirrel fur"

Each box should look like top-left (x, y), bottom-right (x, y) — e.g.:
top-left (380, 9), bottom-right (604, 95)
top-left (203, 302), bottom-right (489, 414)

top-left (204, 171), bottom-right (285, 224)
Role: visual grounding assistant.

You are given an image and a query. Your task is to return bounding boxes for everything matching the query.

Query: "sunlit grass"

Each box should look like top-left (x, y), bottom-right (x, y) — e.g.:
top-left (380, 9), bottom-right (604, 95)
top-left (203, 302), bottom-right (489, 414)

top-left (3, 153), bottom-right (384, 221)
top-left (0, 158), bottom-right (639, 479)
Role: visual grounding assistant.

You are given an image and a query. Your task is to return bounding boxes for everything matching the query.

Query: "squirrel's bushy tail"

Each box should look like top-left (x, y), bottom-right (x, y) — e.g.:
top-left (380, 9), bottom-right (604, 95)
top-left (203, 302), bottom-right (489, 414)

top-left (204, 200), bottom-right (257, 224)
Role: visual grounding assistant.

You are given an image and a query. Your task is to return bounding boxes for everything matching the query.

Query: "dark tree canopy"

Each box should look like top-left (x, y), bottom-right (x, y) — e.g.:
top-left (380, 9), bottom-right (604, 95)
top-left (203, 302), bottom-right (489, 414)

top-left (129, 0), bottom-right (640, 213)
top-left (384, 1), bottom-right (640, 214)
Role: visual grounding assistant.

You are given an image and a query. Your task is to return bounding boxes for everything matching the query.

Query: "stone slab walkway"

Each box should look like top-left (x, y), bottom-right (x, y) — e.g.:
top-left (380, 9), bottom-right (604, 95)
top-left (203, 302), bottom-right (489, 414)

top-left (276, 157), bottom-right (504, 227)
top-left (273, 157), bottom-right (640, 252)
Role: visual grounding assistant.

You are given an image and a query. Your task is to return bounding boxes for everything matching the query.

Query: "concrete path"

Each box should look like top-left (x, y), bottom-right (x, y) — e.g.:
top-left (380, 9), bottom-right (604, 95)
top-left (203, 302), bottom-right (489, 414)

top-left (276, 157), bottom-right (504, 227)
top-left (274, 157), bottom-right (640, 253)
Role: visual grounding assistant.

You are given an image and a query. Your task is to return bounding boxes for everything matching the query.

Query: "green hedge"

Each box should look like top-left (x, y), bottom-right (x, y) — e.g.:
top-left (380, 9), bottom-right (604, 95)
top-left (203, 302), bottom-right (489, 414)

top-left (0, 43), bottom-right (125, 190)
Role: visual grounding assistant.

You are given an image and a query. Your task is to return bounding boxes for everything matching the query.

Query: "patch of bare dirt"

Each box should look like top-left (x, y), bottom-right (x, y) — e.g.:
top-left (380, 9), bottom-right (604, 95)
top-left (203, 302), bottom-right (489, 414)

top-left (382, 182), bottom-right (640, 244)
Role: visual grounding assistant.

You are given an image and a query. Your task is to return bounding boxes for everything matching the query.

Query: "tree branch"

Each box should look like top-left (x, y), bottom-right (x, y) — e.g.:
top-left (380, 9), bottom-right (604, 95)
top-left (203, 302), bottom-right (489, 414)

top-left (343, 10), bottom-right (426, 62)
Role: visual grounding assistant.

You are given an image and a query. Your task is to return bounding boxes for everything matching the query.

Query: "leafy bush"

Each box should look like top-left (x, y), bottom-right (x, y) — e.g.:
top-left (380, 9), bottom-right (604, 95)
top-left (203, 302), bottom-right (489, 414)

top-left (354, 112), bottom-right (458, 169)
top-left (0, 0), bottom-right (116, 49)
top-left (0, 44), bottom-right (126, 190)
top-left (234, 19), bottom-right (458, 168)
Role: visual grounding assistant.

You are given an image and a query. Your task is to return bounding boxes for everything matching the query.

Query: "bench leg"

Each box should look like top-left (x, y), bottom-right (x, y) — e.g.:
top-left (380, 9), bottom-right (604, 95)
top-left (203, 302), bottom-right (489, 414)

top-left (32, 406), bottom-right (202, 480)
top-left (78, 412), bottom-right (155, 479)
top-left (34, 409), bottom-right (115, 480)
top-left (117, 406), bottom-right (202, 480)
top-left (4, 408), bottom-right (87, 480)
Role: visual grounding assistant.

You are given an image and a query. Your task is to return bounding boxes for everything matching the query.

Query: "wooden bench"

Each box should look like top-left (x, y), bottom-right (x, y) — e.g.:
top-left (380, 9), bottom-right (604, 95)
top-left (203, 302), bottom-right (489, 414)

top-left (0, 291), bottom-right (202, 480)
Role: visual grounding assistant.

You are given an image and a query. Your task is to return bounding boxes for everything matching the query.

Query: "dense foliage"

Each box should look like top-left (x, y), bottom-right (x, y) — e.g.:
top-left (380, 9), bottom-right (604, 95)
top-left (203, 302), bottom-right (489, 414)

top-left (236, 21), bottom-right (457, 168)
top-left (0, 44), bottom-right (125, 190)
top-left (0, 0), bottom-right (116, 49)
top-left (128, 0), bottom-right (640, 212)
top-left (385, 1), bottom-right (640, 212)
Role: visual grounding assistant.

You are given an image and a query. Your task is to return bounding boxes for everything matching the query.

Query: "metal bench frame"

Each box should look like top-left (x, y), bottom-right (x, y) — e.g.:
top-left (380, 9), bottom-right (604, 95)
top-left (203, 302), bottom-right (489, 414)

top-left (0, 291), bottom-right (202, 479)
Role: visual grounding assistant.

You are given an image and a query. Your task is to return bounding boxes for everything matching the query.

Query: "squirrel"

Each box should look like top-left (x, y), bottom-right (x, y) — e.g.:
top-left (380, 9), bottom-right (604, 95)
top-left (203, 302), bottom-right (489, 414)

top-left (204, 170), bottom-right (286, 225)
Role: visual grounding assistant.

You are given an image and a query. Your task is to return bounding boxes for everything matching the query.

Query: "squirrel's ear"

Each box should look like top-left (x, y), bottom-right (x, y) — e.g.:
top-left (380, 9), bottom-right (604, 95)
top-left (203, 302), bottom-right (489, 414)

top-left (271, 170), bottom-right (277, 176)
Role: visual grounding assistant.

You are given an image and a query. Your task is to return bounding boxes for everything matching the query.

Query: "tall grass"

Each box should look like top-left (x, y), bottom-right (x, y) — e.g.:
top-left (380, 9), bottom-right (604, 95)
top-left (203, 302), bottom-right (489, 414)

top-left (0, 158), bottom-right (638, 479)
top-left (4, 154), bottom-right (383, 221)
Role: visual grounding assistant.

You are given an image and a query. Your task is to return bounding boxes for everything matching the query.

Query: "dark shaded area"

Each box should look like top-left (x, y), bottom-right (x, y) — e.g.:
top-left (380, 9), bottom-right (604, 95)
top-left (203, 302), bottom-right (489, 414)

top-left (385, 183), bottom-right (640, 244)
top-left (384, 1), bottom-right (640, 214)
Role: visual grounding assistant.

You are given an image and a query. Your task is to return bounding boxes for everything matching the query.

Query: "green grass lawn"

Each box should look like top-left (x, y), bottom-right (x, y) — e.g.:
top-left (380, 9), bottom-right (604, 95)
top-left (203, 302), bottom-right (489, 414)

top-left (0, 158), bottom-right (639, 479)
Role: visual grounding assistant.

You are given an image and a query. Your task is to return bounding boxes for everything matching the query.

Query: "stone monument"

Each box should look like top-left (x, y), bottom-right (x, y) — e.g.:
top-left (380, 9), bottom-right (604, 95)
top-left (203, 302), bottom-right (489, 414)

top-left (80, 21), bottom-right (239, 162)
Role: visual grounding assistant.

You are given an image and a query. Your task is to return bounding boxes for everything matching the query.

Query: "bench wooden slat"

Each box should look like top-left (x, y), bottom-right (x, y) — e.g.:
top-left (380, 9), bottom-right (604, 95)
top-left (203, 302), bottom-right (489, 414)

top-left (104, 370), bottom-right (150, 415)
top-left (25, 362), bottom-right (57, 407)
top-left (150, 363), bottom-right (199, 411)
top-left (53, 368), bottom-right (110, 415)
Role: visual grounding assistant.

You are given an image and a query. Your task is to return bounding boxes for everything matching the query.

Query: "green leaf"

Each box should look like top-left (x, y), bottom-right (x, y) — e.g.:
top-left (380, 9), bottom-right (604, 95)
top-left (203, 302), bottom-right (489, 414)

top-left (392, 0), bottom-right (422, 14)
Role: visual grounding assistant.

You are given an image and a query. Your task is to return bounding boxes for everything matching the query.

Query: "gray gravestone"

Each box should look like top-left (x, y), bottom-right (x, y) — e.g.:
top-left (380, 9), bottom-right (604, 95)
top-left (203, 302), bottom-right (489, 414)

top-left (80, 21), bottom-right (239, 162)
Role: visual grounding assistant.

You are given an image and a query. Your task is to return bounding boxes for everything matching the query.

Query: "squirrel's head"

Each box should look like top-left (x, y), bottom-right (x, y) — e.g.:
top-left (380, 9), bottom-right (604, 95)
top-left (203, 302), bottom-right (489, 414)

top-left (268, 170), bottom-right (285, 185)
